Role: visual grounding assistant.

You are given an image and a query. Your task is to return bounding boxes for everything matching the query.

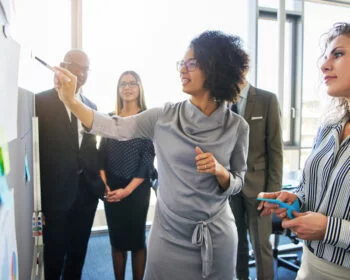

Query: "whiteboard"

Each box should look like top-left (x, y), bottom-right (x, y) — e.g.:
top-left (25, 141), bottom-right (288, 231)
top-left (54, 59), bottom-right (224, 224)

top-left (0, 30), bottom-right (20, 145)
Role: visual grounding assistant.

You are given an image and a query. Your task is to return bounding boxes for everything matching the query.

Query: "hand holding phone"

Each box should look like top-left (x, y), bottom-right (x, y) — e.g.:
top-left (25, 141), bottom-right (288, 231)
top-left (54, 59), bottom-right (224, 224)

top-left (257, 197), bottom-right (300, 219)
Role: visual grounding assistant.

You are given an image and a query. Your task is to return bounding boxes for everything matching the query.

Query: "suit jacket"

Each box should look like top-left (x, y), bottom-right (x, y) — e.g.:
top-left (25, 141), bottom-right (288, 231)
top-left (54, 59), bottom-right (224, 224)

top-left (242, 85), bottom-right (283, 197)
top-left (35, 88), bottom-right (104, 216)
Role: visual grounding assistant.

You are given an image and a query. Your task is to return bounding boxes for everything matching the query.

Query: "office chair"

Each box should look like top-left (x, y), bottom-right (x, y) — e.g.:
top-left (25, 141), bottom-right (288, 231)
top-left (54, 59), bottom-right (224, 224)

top-left (271, 213), bottom-right (301, 271)
top-left (248, 214), bottom-right (302, 272)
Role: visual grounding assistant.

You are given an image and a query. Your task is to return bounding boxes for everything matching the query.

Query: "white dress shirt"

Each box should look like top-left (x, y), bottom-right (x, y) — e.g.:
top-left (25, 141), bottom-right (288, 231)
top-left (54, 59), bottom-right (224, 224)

top-left (64, 89), bottom-right (83, 147)
top-left (237, 83), bottom-right (250, 116)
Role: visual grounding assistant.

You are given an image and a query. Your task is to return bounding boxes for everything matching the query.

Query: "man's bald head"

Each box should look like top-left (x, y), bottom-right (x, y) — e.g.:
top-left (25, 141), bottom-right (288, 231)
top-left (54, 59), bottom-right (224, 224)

top-left (64, 49), bottom-right (90, 66)
top-left (61, 49), bottom-right (90, 93)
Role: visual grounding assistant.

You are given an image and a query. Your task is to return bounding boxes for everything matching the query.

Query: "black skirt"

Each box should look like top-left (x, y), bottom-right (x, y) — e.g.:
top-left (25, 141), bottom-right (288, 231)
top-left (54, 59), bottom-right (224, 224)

top-left (104, 174), bottom-right (151, 251)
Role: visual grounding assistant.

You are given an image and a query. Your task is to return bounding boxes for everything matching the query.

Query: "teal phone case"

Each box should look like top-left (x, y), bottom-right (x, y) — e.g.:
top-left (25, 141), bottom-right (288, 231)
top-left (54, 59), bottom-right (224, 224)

top-left (257, 197), bottom-right (300, 219)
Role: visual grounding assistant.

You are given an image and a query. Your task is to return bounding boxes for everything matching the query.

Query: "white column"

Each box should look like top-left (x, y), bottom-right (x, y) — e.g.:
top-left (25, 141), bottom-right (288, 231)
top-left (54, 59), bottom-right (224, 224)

top-left (247, 0), bottom-right (258, 86)
top-left (277, 0), bottom-right (285, 107)
top-left (71, 0), bottom-right (83, 49)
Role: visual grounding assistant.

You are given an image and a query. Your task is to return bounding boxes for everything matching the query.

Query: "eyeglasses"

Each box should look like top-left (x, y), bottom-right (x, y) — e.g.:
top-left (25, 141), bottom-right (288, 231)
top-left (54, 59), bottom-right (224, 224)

top-left (176, 58), bottom-right (198, 72)
top-left (119, 81), bottom-right (139, 88)
top-left (62, 61), bottom-right (90, 73)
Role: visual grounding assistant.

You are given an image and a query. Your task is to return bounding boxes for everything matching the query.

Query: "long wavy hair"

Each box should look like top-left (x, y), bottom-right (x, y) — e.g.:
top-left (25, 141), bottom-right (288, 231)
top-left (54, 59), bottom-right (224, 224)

top-left (115, 71), bottom-right (147, 116)
top-left (319, 22), bottom-right (350, 125)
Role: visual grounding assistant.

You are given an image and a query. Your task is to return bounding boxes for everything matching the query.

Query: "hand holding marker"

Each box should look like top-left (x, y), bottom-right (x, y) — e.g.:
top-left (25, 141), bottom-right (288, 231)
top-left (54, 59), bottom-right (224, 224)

top-left (257, 197), bottom-right (300, 219)
top-left (34, 56), bottom-right (71, 82)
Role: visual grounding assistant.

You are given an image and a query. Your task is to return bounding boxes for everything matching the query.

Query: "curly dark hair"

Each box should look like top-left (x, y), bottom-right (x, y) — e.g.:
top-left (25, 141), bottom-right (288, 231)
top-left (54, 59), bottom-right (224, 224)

top-left (190, 30), bottom-right (249, 102)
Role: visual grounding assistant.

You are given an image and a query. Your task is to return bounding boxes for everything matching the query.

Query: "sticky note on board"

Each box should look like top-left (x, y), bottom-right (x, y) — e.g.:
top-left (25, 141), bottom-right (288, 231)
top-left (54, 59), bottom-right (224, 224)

top-left (0, 147), bottom-right (4, 176)
top-left (0, 128), bottom-right (4, 175)
top-left (0, 129), bottom-right (11, 176)
top-left (0, 144), bottom-right (10, 176)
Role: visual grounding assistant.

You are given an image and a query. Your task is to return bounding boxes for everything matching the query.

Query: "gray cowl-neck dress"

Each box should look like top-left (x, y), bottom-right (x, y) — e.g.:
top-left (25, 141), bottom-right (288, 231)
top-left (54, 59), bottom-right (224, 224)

top-left (90, 100), bottom-right (249, 279)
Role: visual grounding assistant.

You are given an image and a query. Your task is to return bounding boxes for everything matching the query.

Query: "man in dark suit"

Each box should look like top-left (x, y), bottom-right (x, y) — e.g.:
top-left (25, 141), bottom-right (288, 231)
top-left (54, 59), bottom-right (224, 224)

top-left (229, 75), bottom-right (283, 280)
top-left (36, 49), bottom-right (104, 280)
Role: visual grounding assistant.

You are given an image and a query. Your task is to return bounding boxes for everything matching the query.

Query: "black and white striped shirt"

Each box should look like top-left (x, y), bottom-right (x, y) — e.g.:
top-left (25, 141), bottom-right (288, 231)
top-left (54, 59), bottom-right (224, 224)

top-left (294, 117), bottom-right (350, 268)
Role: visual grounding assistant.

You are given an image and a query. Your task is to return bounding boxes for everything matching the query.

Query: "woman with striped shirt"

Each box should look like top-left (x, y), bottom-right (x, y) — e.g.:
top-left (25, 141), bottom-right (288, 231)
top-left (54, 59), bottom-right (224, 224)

top-left (258, 22), bottom-right (350, 280)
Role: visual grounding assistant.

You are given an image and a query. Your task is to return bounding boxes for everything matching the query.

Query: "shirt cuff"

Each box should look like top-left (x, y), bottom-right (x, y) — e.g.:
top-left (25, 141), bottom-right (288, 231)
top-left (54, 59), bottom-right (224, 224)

top-left (89, 111), bottom-right (108, 135)
top-left (323, 216), bottom-right (350, 250)
top-left (293, 192), bottom-right (305, 210)
top-left (220, 172), bottom-right (243, 196)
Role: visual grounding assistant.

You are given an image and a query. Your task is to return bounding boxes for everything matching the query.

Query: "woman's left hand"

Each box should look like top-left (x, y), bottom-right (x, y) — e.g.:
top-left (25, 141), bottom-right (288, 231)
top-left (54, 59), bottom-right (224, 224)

top-left (195, 146), bottom-right (218, 175)
top-left (105, 188), bottom-right (129, 202)
top-left (282, 211), bottom-right (328, 241)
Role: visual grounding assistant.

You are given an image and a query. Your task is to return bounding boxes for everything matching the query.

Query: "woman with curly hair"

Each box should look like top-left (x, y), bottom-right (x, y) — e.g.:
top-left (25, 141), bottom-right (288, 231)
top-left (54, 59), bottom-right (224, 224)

top-left (258, 22), bottom-right (350, 280)
top-left (54, 30), bottom-right (249, 279)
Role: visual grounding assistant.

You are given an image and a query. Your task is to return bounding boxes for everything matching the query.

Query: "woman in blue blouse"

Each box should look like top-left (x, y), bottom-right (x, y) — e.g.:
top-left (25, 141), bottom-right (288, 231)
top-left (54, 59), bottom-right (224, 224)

top-left (54, 30), bottom-right (249, 279)
top-left (258, 22), bottom-right (350, 279)
top-left (99, 71), bottom-right (156, 280)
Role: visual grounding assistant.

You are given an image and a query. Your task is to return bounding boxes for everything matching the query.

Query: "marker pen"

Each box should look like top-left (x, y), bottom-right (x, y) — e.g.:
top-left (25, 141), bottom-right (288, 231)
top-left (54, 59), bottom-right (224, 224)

top-left (35, 56), bottom-right (71, 82)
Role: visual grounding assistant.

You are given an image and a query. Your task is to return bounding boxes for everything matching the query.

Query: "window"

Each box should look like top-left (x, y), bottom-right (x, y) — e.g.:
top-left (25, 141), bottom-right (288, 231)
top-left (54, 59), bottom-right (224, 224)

top-left (255, 2), bottom-right (303, 172)
top-left (259, 0), bottom-right (300, 11)
top-left (257, 11), bottom-right (300, 146)
top-left (82, 0), bottom-right (248, 111)
top-left (255, 0), bottom-right (350, 172)
top-left (13, 0), bottom-right (71, 93)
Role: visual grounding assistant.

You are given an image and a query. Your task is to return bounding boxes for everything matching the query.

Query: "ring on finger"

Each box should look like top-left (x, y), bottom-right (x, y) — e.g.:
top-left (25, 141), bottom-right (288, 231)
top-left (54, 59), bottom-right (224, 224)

top-left (205, 164), bottom-right (207, 169)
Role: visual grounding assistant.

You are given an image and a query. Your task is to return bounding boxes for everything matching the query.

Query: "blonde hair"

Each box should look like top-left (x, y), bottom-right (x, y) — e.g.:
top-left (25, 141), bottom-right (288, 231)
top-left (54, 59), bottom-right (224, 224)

top-left (115, 71), bottom-right (147, 115)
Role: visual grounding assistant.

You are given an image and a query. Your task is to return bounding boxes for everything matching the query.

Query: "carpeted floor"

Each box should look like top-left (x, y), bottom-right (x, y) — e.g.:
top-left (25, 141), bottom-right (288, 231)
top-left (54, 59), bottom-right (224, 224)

top-left (82, 229), bottom-right (302, 280)
top-left (81, 232), bottom-right (115, 280)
